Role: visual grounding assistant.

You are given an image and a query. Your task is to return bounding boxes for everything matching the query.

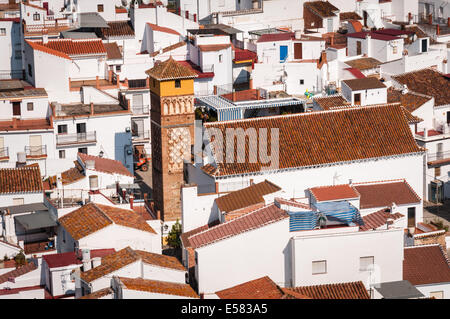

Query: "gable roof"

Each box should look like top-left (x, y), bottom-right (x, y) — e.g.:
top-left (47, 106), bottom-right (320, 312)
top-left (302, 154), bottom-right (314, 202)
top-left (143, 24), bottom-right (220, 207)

top-left (146, 57), bottom-right (198, 81)
top-left (78, 153), bottom-right (133, 177)
top-left (310, 184), bottom-right (359, 202)
top-left (134, 250), bottom-right (185, 271)
top-left (353, 180), bottom-right (421, 209)
top-left (104, 42), bottom-right (123, 60)
top-left (216, 180), bottom-right (281, 213)
top-left (101, 21), bottom-right (135, 38)
top-left (342, 77), bottom-right (386, 90)
top-left (0, 166), bottom-right (43, 194)
top-left (304, 1), bottom-right (339, 18)
top-left (117, 277), bottom-right (199, 298)
top-left (80, 247), bottom-right (139, 283)
top-left (313, 94), bottom-right (350, 110)
top-left (25, 40), bottom-right (72, 60)
top-left (387, 87), bottom-right (432, 113)
top-left (58, 203), bottom-right (155, 241)
top-left (27, 39), bottom-right (106, 58)
top-left (188, 204), bottom-right (289, 249)
top-left (216, 276), bottom-right (289, 299)
top-left (392, 68), bottom-right (450, 107)
top-left (403, 245), bottom-right (450, 286)
top-left (202, 104), bottom-right (423, 177)
top-left (285, 281), bottom-right (370, 299)
top-left (147, 23), bottom-right (180, 36)
top-left (0, 262), bottom-right (37, 284)
top-left (360, 207), bottom-right (404, 231)
top-left (43, 252), bottom-right (82, 269)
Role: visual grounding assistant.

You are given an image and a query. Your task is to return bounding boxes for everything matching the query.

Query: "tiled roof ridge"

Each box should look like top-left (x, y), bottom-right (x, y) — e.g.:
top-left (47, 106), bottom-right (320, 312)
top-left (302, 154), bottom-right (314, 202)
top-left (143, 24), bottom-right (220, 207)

top-left (290, 281), bottom-right (370, 299)
top-left (189, 203), bottom-right (288, 248)
top-left (413, 229), bottom-right (446, 239)
top-left (25, 40), bottom-right (71, 61)
top-left (78, 153), bottom-right (133, 177)
top-left (91, 202), bottom-right (116, 225)
top-left (0, 262), bottom-right (37, 284)
top-left (352, 178), bottom-right (421, 204)
top-left (204, 102), bottom-right (404, 127)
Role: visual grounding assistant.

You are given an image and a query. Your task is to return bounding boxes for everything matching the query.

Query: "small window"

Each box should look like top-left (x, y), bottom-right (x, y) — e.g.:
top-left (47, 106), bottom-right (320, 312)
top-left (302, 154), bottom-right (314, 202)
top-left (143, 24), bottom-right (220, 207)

top-left (219, 54), bottom-right (223, 63)
top-left (59, 150), bottom-right (65, 159)
top-left (407, 207), bottom-right (416, 228)
top-left (393, 46), bottom-right (398, 54)
top-left (33, 13), bottom-right (40, 21)
top-left (27, 103), bottom-right (34, 111)
top-left (430, 291), bottom-right (443, 299)
top-left (312, 260), bottom-right (327, 275)
top-left (28, 64), bottom-right (32, 77)
top-left (360, 256), bottom-right (374, 271)
top-left (116, 65), bottom-right (121, 72)
top-left (175, 79), bottom-right (181, 88)
top-left (97, 4), bottom-right (104, 12)
top-left (0, 28), bottom-right (6, 36)
top-left (78, 147), bottom-right (88, 154)
top-left (435, 167), bottom-right (441, 177)
top-left (58, 124), bottom-right (67, 134)
top-left (299, 79), bottom-right (304, 85)
top-left (13, 198), bottom-right (24, 206)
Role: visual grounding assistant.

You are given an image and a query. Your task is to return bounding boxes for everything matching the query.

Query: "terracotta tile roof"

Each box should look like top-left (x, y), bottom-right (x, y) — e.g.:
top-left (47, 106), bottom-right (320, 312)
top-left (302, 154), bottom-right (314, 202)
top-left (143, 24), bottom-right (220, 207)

top-left (80, 247), bottom-right (139, 283)
top-left (216, 276), bottom-right (286, 299)
top-left (340, 12), bottom-right (362, 21)
top-left (353, 180), bottom-right (421, 209)
top-left (134, 250), bottom-right (185, 271)
top-left (104, 42), bottom-right (122, 60)
top-left (0, 118), bottom-right (53, 132)
top-left (216, 180), bottom-right (281, 213)
top-left (118, 277), bottom-right (199, 298)
top-left (403, 245), bottom-right (450, 285)
top-left (0, 262), bottom-right (37, 284)
top-left (347, 31), bottom-right (400, 41)
top-left (310, 184), bottom-right (359, 202)
top-left (342, 77), bottom-right (386, 90)
top-left (360, 207), bottom-right (404, 231)
top-left (146, 57), bottom-right (198, 81)
top-left (345, 57), bottom-right (382, 70)
top-left (275, 198), bottom-right (311, 210)
top-left (257, 32), bottom-right (294, 43)
top-left (78, 153), bottom-right (133, 177)
top-left (101, 21), bottom-right (135, 38)
top-left (304, 1), bottom-right (339, 18)
top-left (25, 40), bottom-right (71, 60)
top-left (345, 67), bottom-right (366, 79)
top-left (234, 47), bottom-right (258, 63)
top-left (314, 94), bottom-right (350, 110)
top-left (349, 20), bottom-right (363, 33)
top-left (61, 162), bottom-right (85, 185)
top-left (178, 60), bottom-right (214, 79)
top-left (286, 281), bottom-right (370, 299)
top-left (43, 252), bottom-right (82, 269)
top-left (147, 23), bottom-right (180, 36)
top-left (392, 68), bottom-right (450, 107)
top-left (89, 248), bottom-right (116, 259)
top-left (221, 89), bottom-right (263, 102)
top-left (180, 221), bottom-right (220, 249)
top-left (28, 39), bottom-right (106, 58)
top-left (149, 41), bottom-right (186, 57)
top-left (387, 88), bottom-right (432, 113)
top-left (202, 104), bottom-right (423, 177)
top-left (188, 204), bottom-right (289, 249)
top-left (198, 44), bottom-right (232, 52)
top-left (401, 107), bottom-right (423, 124)
top-left (59, 203), bottom-right (155, 241)
top-left (79, 287), bottom-right (113, 299)
top-left (0, 166), bottom-right (43, 194)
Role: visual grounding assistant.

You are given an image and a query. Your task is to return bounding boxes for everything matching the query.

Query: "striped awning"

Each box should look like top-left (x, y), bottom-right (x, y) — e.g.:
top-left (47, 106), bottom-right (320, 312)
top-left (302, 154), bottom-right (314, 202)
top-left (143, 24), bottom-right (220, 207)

top-left (289, 211), bottom-right (317, 231)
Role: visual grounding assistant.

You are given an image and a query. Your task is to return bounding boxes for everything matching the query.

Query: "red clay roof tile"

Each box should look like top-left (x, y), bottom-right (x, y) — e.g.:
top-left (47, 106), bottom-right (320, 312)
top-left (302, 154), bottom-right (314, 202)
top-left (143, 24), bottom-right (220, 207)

top-left (286, 281), bottom-right (370, 299)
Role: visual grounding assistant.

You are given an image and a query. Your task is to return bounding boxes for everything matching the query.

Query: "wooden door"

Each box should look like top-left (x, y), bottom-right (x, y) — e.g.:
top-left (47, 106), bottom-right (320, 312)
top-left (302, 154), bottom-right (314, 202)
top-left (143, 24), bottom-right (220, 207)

top-left (356, 41), bottom-right (362, 55)
top-left (354, 93), bottom-right (361, 105)
top-left (29, 135), bottom-right (42, 156)
top-left (12, 102), bottom-right (21, 116)
top-left (294, 43), bottom-right (303, 60)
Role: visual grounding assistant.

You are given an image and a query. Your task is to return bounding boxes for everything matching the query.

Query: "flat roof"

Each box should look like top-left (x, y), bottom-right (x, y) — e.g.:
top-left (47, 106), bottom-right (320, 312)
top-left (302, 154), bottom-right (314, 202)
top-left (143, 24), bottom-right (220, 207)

top-left (15, 211), bottom-right (57, 231)
top-left (374, 280), bottom-right (424, 299)
top-left (53, 103), bottom-right (129, 117)
top-left (342, 77), bottom-right (386, 90)
top-left (78, 12), bottom-right (109, 28)
top-left (0, 202), bottom-right (48, 214)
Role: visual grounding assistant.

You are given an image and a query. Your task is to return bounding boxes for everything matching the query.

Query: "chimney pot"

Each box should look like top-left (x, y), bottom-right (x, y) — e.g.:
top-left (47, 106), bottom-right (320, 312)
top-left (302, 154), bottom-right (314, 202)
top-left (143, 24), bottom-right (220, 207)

top-left (436, 24), bottom-right (440, 36)
top-left (213, 85), bottom-right (217, 95)
top-left (12, 117), bottom-right (17, 128)
top-left (256, 89), bottom-right (260, 100)
top-left (232, 91), bottom-right (236, 102)
top-left (90, 102), bottom-right (94, 115)
top-left (156, 210), bottom-right (161, 220)
top-left (215, 182), bottom-right (219, 194)
top-left (129, 194), bottom-right (134, 210)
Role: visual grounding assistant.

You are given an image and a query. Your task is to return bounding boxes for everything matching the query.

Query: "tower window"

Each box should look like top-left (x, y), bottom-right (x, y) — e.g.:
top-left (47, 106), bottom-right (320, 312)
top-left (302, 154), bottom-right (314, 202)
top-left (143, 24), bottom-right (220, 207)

top-left (175, 80), bottom-right (181, 88)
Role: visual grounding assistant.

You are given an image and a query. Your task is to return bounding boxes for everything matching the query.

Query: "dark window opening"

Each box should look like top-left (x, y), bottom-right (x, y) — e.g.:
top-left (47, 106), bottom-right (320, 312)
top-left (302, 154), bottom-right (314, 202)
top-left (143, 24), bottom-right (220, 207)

top-left (407, 207), bottom-right (416, 228)
top-left (58, 124), bottom-right (67, 134)
top-left (175, 79), bottom-right (181, 88)
top-left (78, 147), bottom-right (87, 154)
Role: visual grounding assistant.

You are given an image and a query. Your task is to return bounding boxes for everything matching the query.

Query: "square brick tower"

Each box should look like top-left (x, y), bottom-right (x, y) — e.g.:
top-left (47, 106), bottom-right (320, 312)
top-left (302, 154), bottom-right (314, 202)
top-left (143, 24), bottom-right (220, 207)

top-left (146, 57), bottom-right (198, 222)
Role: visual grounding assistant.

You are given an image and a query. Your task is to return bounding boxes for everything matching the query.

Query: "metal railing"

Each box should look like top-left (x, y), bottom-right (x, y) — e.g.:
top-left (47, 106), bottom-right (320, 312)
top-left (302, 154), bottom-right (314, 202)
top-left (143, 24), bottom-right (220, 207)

top-left (132, 105), bottom-right (150, 115)
top-left (427, 151), bottom-right (450, 162)
top-left (0, 147), bottom-right (8, 158)
top-left (132, 130), bottom-right (150, 140)
top-left (128, 79), bottom-right (148, 89)
top-left (56, 132), bottom-right (96, 145)
top-left (25, 145), bottom-right (47, 157)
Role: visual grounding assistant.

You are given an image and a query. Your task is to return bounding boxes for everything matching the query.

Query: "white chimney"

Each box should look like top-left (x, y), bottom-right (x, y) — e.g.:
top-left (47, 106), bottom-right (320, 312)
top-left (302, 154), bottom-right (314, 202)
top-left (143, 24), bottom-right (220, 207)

top-left (91, 257), bottom-right (101, 268)
top-left (294, 30), bottom-right (302, 40)
top-left (42, 33), bottom-right (48, 44)
top-left (390, 202), bottom-right (397, 213)
top-left (89, 175), bottom-right (99, 191)
top-left (82, 249), bottom-right (91, 271)
top-left (85, 160), bottom-right (95, 170)
top-left (423, 128), bottom-right (428, 138)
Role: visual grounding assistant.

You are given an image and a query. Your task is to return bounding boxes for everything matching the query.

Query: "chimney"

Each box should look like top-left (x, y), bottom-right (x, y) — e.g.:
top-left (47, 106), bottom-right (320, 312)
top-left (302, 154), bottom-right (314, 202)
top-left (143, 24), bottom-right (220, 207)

top-left (256, 89), bottom-right (260, 100)
top-left (428, 14), bottom-right (432, 25)
top-left (42, 32), bottom-right (48, 44)
top-left (249, 78), bottom-right (253, 89)
top-left (330, 35), bottom-right (334, 46)
top-left (156, 210), bottom-right (161, 220)
top-left (423, 128), bottom-right (428, 138)
top-left (90, 102), bottom-right (94, 115)
top-left (95, 76), bottom-right (99, 89)
top-left (12, 117), bottom-right (17, 129)
top-left (213, 85), bottom-right (217, 95)
top-left (122, 188), bottom-right (126, 200)
top-left (408, 12), bottom-right (412, 23)
top-left (436, 24), bottom-right (440, 36)
top-left (232, 91), bottom-right (236, 102)
top-left (215, 182), bottom-right (219, 194)
top-left (81, 249), bottom-right (91, 272)
top-left (129, 194), bottom-right (134, 210)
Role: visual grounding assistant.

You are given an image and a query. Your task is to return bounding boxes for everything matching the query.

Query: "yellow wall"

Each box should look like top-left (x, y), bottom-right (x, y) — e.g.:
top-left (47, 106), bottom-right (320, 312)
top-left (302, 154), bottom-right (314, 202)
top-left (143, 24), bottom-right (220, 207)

top-left (149, 77), bottom-right (194, 97)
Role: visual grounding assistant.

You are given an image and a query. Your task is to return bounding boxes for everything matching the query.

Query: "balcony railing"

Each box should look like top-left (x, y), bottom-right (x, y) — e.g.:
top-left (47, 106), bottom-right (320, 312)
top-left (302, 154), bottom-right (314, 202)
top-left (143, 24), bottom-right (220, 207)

top-left (427, 151), bottom-right (450, 163)
top-left (25, 145), bottom-right (47, 158)
top-left (0, 147), bottom-right (8, 159)
top-left (56, 132), bottom-right (97, 146)
top-left (132, 130), bottom-right (150, 140)
top-left (132, 105), bottom-right (150, 115)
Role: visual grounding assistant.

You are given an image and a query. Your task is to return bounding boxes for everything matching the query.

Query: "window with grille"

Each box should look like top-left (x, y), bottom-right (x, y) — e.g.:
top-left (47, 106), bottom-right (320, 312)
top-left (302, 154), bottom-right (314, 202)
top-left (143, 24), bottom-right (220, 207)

top-left (312, 260), bottom-right (327, 274)
top-left (27, 103), bottom-right (34, 111)
top-left (97, 4), bottom-right (104, 12)
top-left (59, 150), bottom-right (65, 159)
top-left (33, 13), bottom-right (40, 21)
